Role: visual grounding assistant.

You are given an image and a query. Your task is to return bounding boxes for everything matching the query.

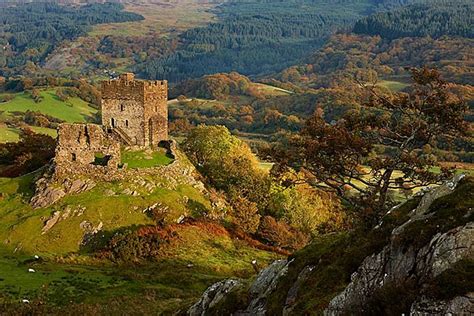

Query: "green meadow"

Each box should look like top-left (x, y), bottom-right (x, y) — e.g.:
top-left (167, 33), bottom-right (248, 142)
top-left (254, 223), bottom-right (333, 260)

top-left (0, 89), bottom-right (98, 143)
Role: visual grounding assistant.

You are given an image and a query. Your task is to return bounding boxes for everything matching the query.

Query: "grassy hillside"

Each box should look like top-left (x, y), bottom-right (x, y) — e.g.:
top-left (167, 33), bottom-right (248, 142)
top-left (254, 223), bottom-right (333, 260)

top-left (0, 151), bottom-right (280, 312)
top-left (0, 89), bottom-right (98, 142)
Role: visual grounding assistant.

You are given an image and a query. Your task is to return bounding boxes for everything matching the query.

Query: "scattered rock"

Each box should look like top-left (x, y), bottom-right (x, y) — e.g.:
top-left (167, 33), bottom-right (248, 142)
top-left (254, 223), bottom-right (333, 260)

top-left (31, 186), bottom-right (65, 209)
top-left (80, 221), bottom-right (104, 246)
top-left (104, 189), bottom-right (115, 196)
top-left (410, 294), bottom-right (474, 315)
top-left (188, 279), bottom-right (243, 316)
top-left (41, 211), bottom-right (62, 234)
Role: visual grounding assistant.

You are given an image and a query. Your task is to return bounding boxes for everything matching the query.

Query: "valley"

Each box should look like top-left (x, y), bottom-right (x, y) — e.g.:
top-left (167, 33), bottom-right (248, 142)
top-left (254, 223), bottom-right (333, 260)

top-left (0, 0), bottom-right (473, 315)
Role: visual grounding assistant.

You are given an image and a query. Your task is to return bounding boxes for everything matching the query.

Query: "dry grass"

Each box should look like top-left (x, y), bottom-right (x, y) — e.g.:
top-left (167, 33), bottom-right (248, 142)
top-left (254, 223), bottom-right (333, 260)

top-left (89, 1), bottom-right (224, 38)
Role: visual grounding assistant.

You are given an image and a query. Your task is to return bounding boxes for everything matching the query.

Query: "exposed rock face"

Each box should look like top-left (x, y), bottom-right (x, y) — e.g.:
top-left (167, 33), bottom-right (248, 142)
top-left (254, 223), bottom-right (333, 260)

top-left (30, 169), bottom-right (96, 209)
top-left (243, 259), bottom-right (291, 315)
top-left (188, 279), bottom-right (243, 316)
top-left (188, 176), bottom-right (473, 315)
top-left (325, 222), bottom-right (473, 314)
top-left (30, 142), bottom-right (206, 209)
top-left (410, 294), bottom-right (474, 315)
top-left (187, 260), bottom-right (291, 316)
top-left (325, 175), bottom-right (472, 315)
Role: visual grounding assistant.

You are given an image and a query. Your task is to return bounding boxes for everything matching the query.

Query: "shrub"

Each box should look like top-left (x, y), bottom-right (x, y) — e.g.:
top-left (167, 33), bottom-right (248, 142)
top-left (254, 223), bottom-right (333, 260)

top-left (268, 182), bottom-right (346, 235)
top-left (256, 216), bottom-right (309, 251)
top-left (183, 125), bottom-right (270, 208)
top-left (105, 226), bottom-right (176, 262)
top-left (231, 195), bottom-right (261, 234)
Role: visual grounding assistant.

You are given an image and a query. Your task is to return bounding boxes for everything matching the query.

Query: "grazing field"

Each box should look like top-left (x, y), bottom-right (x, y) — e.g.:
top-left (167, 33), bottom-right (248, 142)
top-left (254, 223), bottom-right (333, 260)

top-left (0, 89), bottom-right (98, 143)
top-left (378, 80), bottom-right (410, 92)
top-left (0, 167), bottom-right (279, 312)
top-left (0, 90), bottom-right (96, 123)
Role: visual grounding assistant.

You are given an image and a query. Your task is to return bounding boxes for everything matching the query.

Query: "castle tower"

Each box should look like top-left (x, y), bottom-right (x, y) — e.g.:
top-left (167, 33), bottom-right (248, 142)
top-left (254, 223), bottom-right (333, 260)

top-left (101, 73), bottom-right (168, 147)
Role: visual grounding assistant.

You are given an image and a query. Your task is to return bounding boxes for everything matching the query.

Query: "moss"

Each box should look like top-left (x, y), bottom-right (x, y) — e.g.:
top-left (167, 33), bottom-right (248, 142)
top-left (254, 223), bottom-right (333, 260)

top-left (393, 177), bottom-right (474, 249)
top-left (265, 195), bottom-right (423, 314)
top-left (428, 259), bottom-right (474, 300)
top-left (207, 282), bottom-right (251, 315)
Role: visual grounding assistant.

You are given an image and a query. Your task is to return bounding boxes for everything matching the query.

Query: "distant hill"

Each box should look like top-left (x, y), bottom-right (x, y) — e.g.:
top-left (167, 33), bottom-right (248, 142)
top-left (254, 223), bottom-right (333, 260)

top-left (354, 0), bottom-right (474, 39)
top-left (0, 2), bottom-right (143, 76)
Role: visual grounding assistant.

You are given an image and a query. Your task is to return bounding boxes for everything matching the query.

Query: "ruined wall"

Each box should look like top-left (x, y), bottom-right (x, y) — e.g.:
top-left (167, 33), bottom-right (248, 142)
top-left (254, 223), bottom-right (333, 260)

top-left (54, 124), bottom-right (121, 178)
top-left (101, 73), bottom-right (168, 147)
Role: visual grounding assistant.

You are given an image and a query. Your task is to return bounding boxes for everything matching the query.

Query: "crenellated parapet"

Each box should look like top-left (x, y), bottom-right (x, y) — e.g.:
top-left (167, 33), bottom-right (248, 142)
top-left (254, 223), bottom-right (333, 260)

top-left (101, 73), bottom-right (167, 102)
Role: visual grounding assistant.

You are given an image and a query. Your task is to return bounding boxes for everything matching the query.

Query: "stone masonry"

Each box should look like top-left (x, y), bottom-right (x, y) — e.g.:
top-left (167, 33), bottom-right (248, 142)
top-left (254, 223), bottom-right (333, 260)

top-left (53, 123), bottom-right (121, 179)
top-left (101, 73), bottom-right (168, 147)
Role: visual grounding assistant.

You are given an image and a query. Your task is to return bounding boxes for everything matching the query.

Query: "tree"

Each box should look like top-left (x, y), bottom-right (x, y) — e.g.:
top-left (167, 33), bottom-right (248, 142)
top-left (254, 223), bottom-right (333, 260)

top-left (183, 125), bottom-right (270, 208)
top-left (271, 68), bottom-right (468, 225)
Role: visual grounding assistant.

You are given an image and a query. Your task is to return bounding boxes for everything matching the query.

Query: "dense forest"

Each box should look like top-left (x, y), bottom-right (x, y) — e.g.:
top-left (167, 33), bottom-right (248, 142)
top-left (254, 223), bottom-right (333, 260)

top-left (354, 0), bottom-right (474, 39)
top-left (137, 0), bottom-right (407, 82)
top-left (0, 2), bottom-right (143, 75)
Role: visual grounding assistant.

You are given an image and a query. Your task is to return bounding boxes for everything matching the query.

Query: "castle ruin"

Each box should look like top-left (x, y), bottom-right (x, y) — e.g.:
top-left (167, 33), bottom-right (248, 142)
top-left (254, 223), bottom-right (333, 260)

top-left (52, 73), bottom-right (169, 176)
top-left (101, 73), bottom-right (168, 147)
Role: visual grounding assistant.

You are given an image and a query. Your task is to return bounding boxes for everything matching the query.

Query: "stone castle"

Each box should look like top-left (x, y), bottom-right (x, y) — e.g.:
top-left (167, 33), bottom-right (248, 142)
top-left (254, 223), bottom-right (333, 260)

top-left (101, 72), bottom-right (168, 147)
top-left (53, 73), bottom-right (169, 178)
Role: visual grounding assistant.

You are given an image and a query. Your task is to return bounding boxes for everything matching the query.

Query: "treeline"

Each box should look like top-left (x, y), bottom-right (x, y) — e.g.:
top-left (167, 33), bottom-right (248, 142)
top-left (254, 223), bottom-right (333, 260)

top-left (171, 72), bottom-right (262, 100)
top-left (138, 0), bottom-right (388, 82)
top-left (0, 2), bottom-right (143, 75)
top-left (354, 0), bottom-right (474, 39)
top-left (275, 34), bottom-right (474, 86)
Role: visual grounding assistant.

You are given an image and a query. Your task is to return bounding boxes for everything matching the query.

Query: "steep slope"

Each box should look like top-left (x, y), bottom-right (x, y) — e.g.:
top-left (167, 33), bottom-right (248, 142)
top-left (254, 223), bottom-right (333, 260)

top-left (0, 147), bottom-right (282, 313)
top-left (189, 175), bottom-right (474, 314)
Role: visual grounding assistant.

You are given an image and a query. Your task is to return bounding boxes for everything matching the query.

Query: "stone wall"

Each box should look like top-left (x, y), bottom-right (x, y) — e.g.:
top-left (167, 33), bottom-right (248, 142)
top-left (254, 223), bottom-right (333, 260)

top-left (54, 123), bottom-right (121, 179)
top-left (101, 73), bottom-right (168, 147)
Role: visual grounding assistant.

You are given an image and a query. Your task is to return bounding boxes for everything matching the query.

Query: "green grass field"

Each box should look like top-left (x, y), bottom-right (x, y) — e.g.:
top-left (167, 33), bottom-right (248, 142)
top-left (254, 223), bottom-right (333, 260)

top-left (378, 80), bottom-right (410, 92)
top-left (0, 89), bottom-right (97, 143)
top-left (121, 149), bottom-right (174, 169)
top-left (0, 90), bottom-right (97, 122)
top-left (0, 167), bottom-right (279, 312)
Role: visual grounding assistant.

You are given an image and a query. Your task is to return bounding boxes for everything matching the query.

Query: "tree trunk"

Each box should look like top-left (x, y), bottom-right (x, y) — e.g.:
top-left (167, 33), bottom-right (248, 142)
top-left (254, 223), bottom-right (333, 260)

top-left (378, 168), bottom-right (394, 212)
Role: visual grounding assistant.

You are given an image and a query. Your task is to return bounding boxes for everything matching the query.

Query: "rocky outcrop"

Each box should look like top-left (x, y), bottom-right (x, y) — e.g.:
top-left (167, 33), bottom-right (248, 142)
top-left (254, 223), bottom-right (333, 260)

top-left (325, 222), bottom-right (473, 314)
top-left (31, 171), bottom-right (95, 209)
top-left (188, 279), bottom-right (243, 316)
top-left (325, 175), bottom-right (472, 315)
top-left (243, 259), bottom-right (291, 315)
top-left (410, 294), bottom-right (474, 315)
top-left (187, 260), bottom-right (291, 316)
top-left (188, 176), bottom-right (473, 315)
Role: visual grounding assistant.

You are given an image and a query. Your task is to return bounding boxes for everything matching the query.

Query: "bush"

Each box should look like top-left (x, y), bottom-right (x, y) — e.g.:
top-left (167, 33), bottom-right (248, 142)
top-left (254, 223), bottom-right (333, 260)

top-left (104, 226), bottom-right (176, 262)
top-left (183, 125), bottom-right (270, 208)
top-left (231, 195), bottom-right (261, 234)
top-left (256, 216), bottom-right (309, 251)
top-left (268, 182), bottom-right (346, 235)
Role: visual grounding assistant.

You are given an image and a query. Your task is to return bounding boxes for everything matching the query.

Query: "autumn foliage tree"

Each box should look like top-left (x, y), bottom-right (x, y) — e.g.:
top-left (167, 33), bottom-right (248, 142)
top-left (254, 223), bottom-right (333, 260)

top-left (271, 68), bottom-right (468, 225)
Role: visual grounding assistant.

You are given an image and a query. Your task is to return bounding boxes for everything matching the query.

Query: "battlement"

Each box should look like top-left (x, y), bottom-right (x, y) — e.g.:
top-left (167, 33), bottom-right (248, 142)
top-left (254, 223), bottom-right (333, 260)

top-left (101, 73), bottom-right (167, 100)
